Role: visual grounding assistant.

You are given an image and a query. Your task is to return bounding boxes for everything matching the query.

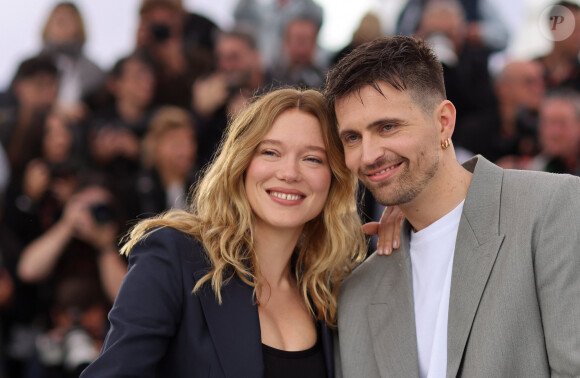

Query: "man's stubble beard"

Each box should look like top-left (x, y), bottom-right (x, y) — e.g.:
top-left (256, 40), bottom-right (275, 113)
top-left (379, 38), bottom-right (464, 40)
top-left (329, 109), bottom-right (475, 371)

top-left (365, 151), bottom-right (440, 207)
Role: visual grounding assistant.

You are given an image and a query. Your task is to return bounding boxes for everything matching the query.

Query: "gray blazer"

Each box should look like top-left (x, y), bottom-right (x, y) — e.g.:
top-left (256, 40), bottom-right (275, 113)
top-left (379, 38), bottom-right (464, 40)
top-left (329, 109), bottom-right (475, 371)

top-left (336, 155), bottom-right (580, 378)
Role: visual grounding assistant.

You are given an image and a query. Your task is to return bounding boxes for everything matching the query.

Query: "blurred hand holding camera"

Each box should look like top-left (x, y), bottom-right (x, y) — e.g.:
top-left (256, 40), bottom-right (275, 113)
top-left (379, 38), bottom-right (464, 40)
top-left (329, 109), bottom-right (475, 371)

top-left (61, 187), bottom-right (117, 251)
top-left (91, 126), bottom-right (140, 163)
top-left (17, 186), bottom-right (119, 285)
top-left (192, 73), bottom-right (230, 117)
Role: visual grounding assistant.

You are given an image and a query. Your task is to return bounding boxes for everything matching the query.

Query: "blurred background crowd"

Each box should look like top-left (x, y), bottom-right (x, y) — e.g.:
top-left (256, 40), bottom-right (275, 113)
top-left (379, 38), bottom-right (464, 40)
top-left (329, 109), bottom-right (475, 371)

top-left (1, 0), bottom-right (580, 377)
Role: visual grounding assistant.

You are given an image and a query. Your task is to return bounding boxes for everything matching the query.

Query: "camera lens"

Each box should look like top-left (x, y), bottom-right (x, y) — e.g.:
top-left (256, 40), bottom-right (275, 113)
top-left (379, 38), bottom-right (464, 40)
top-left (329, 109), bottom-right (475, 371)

top-left (150, 23), bottom-right (171, 42)
top-left (90, 203), bottom-right (114, 224)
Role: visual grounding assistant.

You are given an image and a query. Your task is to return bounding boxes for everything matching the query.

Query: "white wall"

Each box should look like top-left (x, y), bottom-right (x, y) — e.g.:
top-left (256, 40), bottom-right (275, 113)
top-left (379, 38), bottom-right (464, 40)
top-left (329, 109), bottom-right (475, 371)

top-left (0, 0), bottom-right (240, 92)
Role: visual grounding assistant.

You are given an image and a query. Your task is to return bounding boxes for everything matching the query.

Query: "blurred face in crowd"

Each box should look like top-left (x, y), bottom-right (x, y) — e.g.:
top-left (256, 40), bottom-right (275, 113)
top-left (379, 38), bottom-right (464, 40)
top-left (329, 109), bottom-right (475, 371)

top-left (43, 113), bottom-right (73, 163)
top-left (137, 4), bottom-right (183, 48)
top-left (284, 19), bottom-right (318, 67)
top-left (552, 8), bottom-right (580, 57)
top-left (14, 73), bottom-right (59, 111)
top-left (155, 126), bottom-right (197, 179)
top-left (496, 61), bottom-right (545, 110)
top-left (112, 58), bottom-right (155, 108)
top-left (539, 98), bottom-right (580, 159)
top-left (44, 4), bottom-right (83, 45)
top-left (418, 2), bottom-right (466, 50)
top-left (245, 109), bottom-right (331, 233)
top-left (216, 35), bottom-right (260, 89)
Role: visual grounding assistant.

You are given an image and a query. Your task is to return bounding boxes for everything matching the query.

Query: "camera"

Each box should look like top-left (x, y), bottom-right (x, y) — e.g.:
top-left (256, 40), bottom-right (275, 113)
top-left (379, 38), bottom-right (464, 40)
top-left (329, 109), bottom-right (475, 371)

top-left (150, 23), bottom-right (171, 43)
top-left (90, 203), bottom-right (114, 224)
top-left (36, 324), bottom-right (97, 377)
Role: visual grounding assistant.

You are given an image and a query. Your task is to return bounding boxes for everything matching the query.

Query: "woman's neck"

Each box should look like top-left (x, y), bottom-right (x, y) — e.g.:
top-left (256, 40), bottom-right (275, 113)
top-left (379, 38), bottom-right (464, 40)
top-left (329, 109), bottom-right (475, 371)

top-left (253, 223), bottom-right (302, 289)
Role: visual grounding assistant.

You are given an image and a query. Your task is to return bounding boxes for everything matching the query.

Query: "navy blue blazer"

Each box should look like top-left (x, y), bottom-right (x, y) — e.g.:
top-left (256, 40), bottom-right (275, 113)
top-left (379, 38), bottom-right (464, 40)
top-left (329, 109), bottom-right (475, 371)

top-left (81, 227), bottom-right (335, 378)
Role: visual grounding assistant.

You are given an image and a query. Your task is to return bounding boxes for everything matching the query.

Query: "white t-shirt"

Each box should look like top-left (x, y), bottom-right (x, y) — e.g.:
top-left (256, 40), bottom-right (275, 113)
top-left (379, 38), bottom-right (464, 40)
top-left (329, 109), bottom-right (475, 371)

top-left (410, 200), bottom-right (464, 378)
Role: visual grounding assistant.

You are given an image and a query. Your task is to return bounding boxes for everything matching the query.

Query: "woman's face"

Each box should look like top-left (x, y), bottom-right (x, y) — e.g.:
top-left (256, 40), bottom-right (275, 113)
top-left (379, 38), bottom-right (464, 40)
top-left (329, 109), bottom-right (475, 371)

top-left (155, 127), bottom-right (196, 178)
top-left (245, 109), bottom-right (332, 234)
top-left (45, 6), bottom-right (80, 45)
top-left (43, 113), bottom-right (73, 163)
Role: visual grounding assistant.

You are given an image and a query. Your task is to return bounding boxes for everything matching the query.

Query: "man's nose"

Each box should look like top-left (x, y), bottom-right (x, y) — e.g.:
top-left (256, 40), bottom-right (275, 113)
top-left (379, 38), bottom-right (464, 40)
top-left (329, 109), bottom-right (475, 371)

top-left (361, 135), bottom-right (385, 166)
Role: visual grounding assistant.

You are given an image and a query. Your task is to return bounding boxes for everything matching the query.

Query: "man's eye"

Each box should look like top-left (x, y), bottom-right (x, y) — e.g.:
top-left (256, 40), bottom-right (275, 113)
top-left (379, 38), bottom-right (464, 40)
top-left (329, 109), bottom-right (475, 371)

top-left (344, 135), bottom-right (359, 143)
top-left (382, 124), bottom-right (395, 131)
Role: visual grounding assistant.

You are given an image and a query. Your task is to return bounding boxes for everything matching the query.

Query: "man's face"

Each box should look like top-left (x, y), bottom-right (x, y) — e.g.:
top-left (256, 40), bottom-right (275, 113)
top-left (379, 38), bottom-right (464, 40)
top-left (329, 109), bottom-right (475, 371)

top-left (335, 82), bottom-right (442, 207)
top-left (14, 73), bottom-right (58, 111)
top-left (554, 10), bottom-right (580, 56)
top-left (284, 20), bottom-right (318, 67)
top-left (115, 59), bottom-right (155, 108)
top-left (498, 61), bottom-right (545, 110)
top-left (216, 36), bottom-right (257, 88)
top-left (539, 98), bottom-right (580, 159)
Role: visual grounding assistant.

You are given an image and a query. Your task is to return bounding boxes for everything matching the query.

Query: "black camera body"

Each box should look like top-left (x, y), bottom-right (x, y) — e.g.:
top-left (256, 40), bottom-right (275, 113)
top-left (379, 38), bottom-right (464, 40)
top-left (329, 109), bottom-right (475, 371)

top-left (150, 23), bottom-right (171, 43)
top-left (90, 203), bottom-right (114, 224)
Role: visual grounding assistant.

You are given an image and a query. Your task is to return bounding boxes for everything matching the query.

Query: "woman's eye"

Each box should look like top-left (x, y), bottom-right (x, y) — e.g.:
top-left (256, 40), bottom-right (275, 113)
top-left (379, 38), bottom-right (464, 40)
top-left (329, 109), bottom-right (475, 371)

top-left (261, 150), bottom-right (277, 157)
top-left (305, 156), bottom-right (323, 164)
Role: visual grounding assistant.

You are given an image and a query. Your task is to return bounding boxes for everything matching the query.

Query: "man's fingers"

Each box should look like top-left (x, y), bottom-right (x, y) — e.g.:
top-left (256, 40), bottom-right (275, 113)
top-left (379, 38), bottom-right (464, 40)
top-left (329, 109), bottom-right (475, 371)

top-left (392, 213), bottom-right (404, 249)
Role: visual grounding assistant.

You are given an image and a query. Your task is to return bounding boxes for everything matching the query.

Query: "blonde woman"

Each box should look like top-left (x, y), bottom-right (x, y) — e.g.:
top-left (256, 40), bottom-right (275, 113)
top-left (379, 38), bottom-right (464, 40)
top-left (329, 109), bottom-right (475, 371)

top-left (80, 88), bottom-right (368, 377)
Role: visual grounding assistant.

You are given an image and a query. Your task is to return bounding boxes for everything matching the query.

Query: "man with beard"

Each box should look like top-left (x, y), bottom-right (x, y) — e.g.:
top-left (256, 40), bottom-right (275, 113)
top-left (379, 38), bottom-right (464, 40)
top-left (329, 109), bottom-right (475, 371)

top-left (324, 36), bottom-right (580, 377)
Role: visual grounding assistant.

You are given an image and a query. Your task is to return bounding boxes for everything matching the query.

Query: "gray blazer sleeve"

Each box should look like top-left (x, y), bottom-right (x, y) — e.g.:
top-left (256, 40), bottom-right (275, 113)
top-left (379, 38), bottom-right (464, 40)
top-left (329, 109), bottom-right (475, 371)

top-left (534, 175), bottom-right (580, 377)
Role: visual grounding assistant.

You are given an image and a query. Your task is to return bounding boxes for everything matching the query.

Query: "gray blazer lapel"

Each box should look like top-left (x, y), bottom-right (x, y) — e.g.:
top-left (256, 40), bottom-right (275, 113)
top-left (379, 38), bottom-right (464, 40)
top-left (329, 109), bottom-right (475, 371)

top-left (368, 221), bottom-right (420, 378)
top-left (194, 272), bottom-right (263, 378)
top-left (447, 156), bottom-right (505, 378)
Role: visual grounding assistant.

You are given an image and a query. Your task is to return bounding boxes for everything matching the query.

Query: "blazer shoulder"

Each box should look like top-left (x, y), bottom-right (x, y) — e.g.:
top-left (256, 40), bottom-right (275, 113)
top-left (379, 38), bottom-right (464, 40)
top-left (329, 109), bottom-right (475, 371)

top-left (340, 252), bottom-right (392, 298)
top-left (130, 226), bottom-right (209, 271)
top-left (502, 169), bottom-right (580, 200)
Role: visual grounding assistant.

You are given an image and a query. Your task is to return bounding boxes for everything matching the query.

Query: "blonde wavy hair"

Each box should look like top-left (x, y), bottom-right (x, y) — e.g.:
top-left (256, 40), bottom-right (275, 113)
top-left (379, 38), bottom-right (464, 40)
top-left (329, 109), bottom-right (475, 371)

top-left (121, 88), bottom-right (366, 326)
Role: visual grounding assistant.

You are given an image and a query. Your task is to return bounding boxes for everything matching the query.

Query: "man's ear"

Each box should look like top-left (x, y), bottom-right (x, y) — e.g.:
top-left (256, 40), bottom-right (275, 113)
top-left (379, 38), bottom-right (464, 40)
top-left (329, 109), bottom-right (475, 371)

top-left (435, 100), bottom-right (456, 140)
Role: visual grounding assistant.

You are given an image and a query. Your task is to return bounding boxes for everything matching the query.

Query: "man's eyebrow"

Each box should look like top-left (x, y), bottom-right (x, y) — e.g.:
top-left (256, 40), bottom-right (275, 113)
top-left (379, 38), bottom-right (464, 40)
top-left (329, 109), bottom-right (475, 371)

top-left (338, 118), bottom-right (404, 138)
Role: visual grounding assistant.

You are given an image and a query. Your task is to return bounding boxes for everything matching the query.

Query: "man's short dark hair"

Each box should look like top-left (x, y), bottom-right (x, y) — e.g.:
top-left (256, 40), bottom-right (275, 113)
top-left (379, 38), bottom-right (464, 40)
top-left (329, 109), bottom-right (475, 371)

top-left (218, 28), bottom-right (258, 51)
top-left (110, 52), bottom-right (154, 80)
top-left (324, 36), bottom-right (446, 117)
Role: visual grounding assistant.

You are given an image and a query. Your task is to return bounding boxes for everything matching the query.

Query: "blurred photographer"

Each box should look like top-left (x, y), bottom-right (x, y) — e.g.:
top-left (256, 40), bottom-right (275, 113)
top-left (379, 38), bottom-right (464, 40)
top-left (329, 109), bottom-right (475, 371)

top-left (414, 0), bottom-right (496, 123)
top-left (35, 276), bottom-right (108, 378)
top-left (192, 29), bottom-right (272, 168)
top-left (135, 0), bottom-right (213, 108)
top-left (87, 53), bottom-right (156, 197)
top-left (2, 111), bottom-right (81, 246)
top-left (17, 184), bottom-right (127, 304)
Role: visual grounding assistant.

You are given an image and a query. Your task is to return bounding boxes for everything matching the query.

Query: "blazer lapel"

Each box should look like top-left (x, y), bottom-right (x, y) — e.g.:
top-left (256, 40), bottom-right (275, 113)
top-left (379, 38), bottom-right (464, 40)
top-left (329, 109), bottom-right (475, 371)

top-left (195, 272), bottom-right (263, 378)
top-left (368, 221), bottom-right (420, 378)
top-left (446, 156), bottom-right (505, 378)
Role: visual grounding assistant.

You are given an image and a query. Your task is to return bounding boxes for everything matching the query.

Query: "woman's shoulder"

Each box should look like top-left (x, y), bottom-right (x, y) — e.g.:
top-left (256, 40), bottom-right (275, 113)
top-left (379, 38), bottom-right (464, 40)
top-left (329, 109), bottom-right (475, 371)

top-left (131, 226), bottom-right (208, 269)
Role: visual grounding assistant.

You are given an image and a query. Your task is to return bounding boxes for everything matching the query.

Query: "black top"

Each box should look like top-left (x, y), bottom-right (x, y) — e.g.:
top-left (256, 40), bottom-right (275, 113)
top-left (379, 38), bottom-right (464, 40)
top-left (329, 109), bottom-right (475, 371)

top-left (262, 331), bottom-right (327, 378)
